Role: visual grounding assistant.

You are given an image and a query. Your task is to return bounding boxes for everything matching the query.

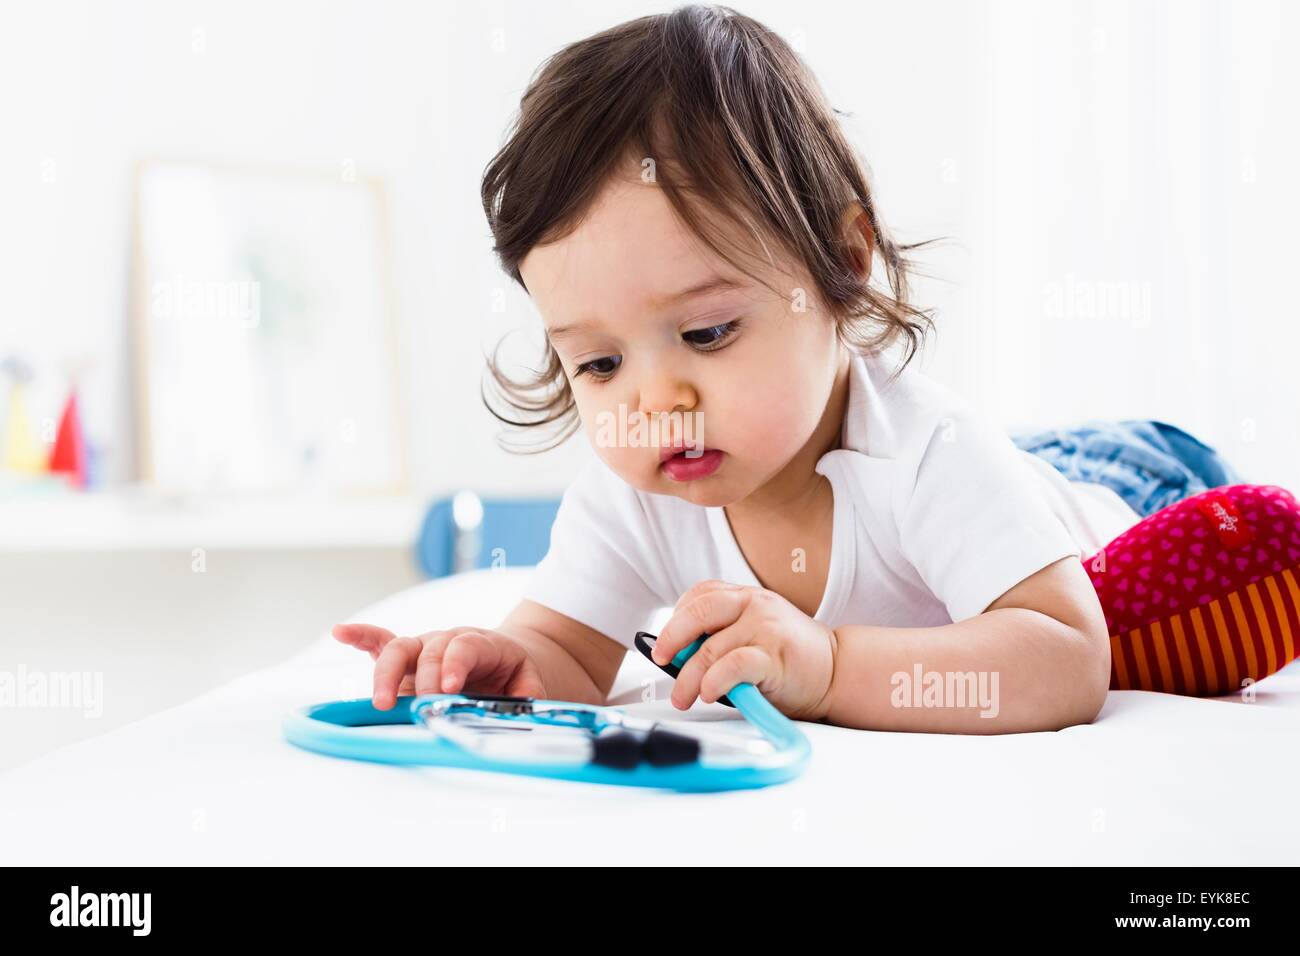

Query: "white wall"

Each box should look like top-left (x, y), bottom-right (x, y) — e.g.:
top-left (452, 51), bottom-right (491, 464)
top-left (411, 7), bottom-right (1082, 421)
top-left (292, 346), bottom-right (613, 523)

top-left (4, 0), bottom-right (1297, 497)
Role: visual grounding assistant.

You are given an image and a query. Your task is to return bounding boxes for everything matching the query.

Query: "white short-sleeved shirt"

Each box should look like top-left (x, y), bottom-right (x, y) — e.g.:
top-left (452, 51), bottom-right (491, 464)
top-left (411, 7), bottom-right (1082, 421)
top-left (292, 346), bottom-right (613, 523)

top-left (520, 349), bottom-right (1139, 649)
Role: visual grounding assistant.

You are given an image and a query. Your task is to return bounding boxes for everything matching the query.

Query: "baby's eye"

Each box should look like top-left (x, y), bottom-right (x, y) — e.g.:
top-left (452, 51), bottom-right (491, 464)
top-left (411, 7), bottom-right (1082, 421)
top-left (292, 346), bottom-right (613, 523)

top-left (682, 319), bottom-right (743, 349)
top-left (571, 319), bottom-right (742, 385)
top-left (574, 355), bottom-right (621, 382)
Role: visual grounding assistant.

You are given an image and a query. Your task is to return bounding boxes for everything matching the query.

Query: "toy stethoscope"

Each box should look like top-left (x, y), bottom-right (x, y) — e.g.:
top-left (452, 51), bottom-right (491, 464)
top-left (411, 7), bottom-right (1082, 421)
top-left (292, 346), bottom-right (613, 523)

top-left (282, 630), bottom-right (811, 792)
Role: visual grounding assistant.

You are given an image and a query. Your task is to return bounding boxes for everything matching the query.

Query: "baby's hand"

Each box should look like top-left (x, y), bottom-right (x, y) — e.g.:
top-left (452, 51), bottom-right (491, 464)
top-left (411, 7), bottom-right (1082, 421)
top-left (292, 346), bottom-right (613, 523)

top-left (331, 622), bottom-right (548, 710)
top-left (651, 580), bottom-right (837, 722)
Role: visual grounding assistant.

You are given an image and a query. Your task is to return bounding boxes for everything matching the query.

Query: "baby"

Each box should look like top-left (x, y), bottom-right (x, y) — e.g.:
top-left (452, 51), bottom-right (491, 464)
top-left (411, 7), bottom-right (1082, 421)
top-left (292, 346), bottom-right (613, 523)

top-left (334, 5), bottom-right (1118, 734)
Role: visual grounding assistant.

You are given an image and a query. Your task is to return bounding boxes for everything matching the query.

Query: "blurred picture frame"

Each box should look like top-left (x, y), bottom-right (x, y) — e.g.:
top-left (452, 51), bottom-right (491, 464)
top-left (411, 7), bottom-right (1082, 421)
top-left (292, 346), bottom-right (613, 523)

top-left (129, 157), bottom-right (407, 496)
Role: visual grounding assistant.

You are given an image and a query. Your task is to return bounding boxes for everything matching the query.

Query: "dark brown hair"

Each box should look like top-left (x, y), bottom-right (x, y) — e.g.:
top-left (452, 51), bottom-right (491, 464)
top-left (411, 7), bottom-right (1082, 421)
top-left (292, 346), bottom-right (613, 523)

top-left (480, 3), bottom-right (943, 453)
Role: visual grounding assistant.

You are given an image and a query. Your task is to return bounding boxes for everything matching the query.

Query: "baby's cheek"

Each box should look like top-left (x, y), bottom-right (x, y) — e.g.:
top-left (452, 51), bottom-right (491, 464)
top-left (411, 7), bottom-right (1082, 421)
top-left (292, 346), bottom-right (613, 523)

top-left (588, 434), bottom-right (660, 493)
top-left (720, 380), bottom-right (807, 450)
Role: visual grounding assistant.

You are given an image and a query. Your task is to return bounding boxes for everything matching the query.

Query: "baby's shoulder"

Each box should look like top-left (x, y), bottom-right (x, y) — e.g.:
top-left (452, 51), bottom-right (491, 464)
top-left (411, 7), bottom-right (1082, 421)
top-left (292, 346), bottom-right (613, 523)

top-left (847, 350), bottom-right (978, 461)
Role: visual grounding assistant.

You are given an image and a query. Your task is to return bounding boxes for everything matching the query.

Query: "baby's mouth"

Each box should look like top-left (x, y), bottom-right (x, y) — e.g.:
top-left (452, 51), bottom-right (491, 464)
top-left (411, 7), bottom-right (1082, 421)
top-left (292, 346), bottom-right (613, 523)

top-left (658, 444), bottom-right (726, 482)
top-left (659, 442), bottom-right (709, 462)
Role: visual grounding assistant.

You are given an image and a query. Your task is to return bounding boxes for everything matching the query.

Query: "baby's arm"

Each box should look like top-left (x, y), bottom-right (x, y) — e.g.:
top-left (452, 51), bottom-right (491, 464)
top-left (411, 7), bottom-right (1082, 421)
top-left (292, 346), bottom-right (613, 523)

top-left (822, 556), bottom-right (1110, 733)
top-left (494, 599), bottom-right (629, 706)
top-left (333, 600), bottom-right (628, 708)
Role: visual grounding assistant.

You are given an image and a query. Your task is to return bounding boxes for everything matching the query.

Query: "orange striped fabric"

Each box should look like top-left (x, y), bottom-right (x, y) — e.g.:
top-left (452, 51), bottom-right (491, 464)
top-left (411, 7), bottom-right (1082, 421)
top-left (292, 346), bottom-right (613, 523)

top-left (1109, 565), bottom-right (1300, 695)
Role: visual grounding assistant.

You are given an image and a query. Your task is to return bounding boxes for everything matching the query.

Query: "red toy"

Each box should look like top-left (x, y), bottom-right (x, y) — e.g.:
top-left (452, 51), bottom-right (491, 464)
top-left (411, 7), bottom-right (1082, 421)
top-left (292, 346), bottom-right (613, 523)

top-left (1085, 484), bottom-right (1300, 695)
top-left (47, 388), bottom-right (89, 489)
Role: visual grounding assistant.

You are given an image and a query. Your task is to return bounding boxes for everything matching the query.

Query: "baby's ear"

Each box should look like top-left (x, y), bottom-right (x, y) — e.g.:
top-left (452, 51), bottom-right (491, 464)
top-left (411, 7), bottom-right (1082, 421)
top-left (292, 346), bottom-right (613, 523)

top-left (839, 202), bottom-right (874, 277)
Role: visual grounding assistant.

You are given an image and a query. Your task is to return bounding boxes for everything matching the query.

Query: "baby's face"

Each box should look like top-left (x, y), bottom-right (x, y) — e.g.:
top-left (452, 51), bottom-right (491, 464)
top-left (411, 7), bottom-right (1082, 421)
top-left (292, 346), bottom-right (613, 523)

top-left (519, 165), bottom-right (844, 509)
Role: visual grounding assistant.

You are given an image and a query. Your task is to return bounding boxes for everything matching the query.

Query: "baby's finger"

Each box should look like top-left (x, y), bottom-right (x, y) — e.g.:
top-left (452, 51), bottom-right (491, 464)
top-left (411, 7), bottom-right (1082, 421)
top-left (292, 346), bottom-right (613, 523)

top-left (655, 585), bottom-right (750, 666)
top-left (371, 636), bottom-right (423, 710)
top-left (669, 620), bottom-right (749, 710)
top-left (414, 632), bottom-right (456, 696)
top-left (698, 644), bottom-right (771, 708)
top-left (439, 632), bottom-right (497, 694)
top-left (504, 660), bottom-right (547, 699)
top-left (332, 622), bottom-right (399, 659)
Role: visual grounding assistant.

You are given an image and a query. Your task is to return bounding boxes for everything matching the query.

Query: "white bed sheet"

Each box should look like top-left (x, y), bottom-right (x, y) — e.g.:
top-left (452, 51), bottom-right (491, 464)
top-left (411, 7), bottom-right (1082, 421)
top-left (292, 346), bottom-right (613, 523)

top-left (3, 566), bottom-right (1298, 865)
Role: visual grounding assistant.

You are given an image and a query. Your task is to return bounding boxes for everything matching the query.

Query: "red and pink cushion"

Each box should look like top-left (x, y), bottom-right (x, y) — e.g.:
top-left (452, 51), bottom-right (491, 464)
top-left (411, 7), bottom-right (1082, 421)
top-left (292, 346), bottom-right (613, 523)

top-left (1083, 484), bottom-right (1300, 695)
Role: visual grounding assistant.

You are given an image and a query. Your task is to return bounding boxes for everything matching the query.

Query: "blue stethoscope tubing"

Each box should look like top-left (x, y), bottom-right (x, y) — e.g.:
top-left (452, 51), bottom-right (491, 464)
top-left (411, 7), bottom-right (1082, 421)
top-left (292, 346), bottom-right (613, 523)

top-left (282, 636), bottom-right (812, 792)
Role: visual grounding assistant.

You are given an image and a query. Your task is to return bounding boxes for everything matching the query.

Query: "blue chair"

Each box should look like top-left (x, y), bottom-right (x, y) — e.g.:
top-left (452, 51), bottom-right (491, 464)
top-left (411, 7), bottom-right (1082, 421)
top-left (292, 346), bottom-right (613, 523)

top-left (416, 491), bottom-right (561, 579)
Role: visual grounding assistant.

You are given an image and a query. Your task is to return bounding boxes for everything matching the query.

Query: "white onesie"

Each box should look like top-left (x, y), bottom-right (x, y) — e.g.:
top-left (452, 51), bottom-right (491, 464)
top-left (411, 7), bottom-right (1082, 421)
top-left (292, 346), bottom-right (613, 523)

top-left (520, 349), bottom-right (1139, 649)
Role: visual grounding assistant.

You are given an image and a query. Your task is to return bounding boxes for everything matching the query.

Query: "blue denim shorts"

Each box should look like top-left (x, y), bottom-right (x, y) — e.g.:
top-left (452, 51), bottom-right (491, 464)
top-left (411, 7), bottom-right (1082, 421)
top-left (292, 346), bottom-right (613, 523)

top-left (1009, 419), bottom-right (1246, 520)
